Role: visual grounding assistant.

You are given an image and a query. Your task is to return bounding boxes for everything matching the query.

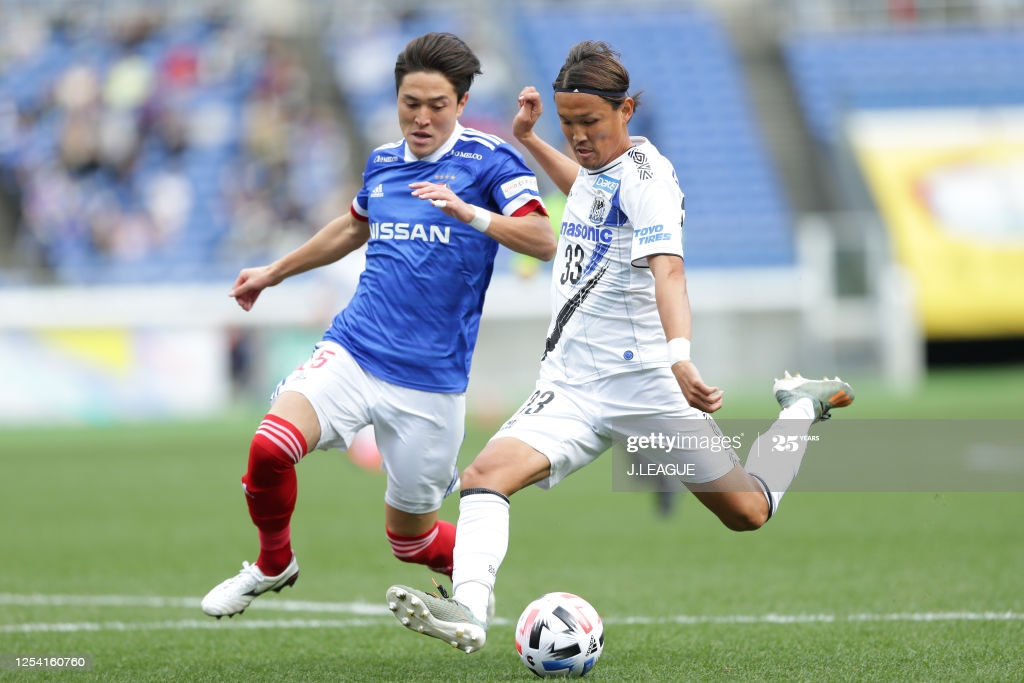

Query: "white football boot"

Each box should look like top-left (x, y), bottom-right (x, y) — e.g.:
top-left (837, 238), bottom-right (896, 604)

top-left (201, 555), bottom-right (299, 618)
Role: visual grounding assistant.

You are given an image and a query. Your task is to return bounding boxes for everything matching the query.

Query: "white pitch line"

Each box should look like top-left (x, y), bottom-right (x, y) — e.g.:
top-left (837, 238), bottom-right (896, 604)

top-left (2, 594), bottom-right (1022, 634)
top-left (847, 611), bottom-right (1024, 622)
top-left (0, 593), bottom-right (387, 615)
top-left (613, 612), bottom-right (1024, 625)
top-left (4, 612), bottom-right (1024, 634)
top-left (1, 618), bottom-right (388, 634)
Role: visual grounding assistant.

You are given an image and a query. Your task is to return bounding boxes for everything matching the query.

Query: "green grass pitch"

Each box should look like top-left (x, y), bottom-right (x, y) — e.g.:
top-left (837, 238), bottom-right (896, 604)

top-left (2, 366), bottom-right (1023, 681)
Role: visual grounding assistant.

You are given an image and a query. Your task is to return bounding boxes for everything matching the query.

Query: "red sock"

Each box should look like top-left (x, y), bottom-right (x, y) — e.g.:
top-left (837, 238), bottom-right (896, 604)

top-left (241, 415), bottom-right (307, 576)
top-left (386, 520), bottom-right (455, 578)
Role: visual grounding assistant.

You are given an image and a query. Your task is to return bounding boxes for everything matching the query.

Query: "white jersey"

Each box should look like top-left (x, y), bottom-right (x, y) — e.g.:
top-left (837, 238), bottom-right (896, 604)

top-left (540, 137), bottom-right (685, 384)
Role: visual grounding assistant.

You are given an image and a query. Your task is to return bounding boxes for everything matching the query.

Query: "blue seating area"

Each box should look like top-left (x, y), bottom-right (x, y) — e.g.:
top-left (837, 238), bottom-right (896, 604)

top-left (0, 17), bottom-right (238, 283)
top-left (784, 27), bottom-right (1024, 145)
top-left (0, 10), bottom-right (348, 285)
top-left (510, 4), bottom-right (796, 268)
top-left (2, 6), bottom-right (801, 283)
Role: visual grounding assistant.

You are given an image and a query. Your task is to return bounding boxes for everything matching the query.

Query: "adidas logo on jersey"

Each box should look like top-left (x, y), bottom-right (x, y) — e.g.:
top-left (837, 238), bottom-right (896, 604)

top-left (370, 184), bottom-right (384, 198)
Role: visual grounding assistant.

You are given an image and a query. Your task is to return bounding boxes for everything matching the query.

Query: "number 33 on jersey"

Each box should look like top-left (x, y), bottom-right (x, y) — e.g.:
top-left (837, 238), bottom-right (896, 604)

top-left (542, 137), bottom-right (685, 384)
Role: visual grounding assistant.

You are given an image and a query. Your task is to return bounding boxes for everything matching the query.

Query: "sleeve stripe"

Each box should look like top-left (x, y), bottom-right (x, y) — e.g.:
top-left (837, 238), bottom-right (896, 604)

top-left (350, 202), bottom-right (369, 222)
top-left (506, 195), bottom-right (548, 218)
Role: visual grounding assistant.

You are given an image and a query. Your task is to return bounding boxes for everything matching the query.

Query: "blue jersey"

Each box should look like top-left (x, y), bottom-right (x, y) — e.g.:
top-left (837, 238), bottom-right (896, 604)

top-left (324, 123), bottom-right (544, 393)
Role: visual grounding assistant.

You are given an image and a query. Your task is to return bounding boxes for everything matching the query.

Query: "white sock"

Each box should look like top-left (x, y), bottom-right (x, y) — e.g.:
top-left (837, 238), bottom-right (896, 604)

top-left (780, 397), bottom-right (816, 421)
top-left (452, 490), bottom-right (510, 623)
top-left (744, 398), bottom-right (815, 515)
top-left (456, 581), bottom-right (491, 622)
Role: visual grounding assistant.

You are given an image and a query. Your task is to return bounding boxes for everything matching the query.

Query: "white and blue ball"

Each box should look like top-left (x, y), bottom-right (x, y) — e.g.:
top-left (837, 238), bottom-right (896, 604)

top-left (515, 592), bottom-right (604, 678)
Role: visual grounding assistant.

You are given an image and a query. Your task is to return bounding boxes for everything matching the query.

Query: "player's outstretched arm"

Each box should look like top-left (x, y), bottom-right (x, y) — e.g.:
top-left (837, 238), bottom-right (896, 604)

top-left (649, 253), bottom-right (723, 413)
top-left (411, 182), bottom-right (556, 261)
top-left (229, 212), bottom-right (369, 311)
top-left (512, 86), bottom-right (579, 196)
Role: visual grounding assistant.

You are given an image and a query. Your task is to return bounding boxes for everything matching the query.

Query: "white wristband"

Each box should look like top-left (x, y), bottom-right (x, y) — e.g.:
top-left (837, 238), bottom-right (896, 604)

top-left (667, 337), bottom-right (691, 365)
top-left (469, 205), bottom-right (492, 232)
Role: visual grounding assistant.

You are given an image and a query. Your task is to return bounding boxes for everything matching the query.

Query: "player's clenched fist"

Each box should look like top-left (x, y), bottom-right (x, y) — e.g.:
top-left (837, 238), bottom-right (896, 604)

top-left (513, 86), bottom-right (544, 141)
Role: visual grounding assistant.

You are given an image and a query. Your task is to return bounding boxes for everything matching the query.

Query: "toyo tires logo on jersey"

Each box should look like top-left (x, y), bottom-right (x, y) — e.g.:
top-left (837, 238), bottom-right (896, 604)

top-left (634, 224), bottom-right (672, 245)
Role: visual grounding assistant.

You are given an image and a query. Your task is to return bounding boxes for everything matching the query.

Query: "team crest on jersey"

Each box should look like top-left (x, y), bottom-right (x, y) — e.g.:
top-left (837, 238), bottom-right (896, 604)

top-left (589, 193), bottom-right (611, 225)
top-left (588, 173), bottom-right (618, 224)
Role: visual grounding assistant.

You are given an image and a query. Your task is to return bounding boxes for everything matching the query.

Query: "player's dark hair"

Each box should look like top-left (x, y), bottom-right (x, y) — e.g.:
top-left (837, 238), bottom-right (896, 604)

top-left (394, 32), bottom-right (482, 101)
top-left (552, 40), bottom-right (642, 110)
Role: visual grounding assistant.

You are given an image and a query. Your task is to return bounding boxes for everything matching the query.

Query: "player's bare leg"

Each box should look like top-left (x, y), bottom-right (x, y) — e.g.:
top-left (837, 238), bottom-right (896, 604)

top-left (691, 373), bottom-right (854, 529)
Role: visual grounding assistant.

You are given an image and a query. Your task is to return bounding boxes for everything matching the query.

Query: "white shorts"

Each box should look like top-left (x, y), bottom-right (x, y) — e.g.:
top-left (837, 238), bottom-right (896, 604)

top-left (272, 340), bottom-right (463, 514)
top-left (493, 367), bottom-right (739, 489)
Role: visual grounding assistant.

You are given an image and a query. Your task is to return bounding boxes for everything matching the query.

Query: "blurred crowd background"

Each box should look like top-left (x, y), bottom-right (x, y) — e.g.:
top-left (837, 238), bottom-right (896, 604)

top-left (0, 1), bottom-right (349, 284)
top-left (0, 0), bottom-right (1022, 422)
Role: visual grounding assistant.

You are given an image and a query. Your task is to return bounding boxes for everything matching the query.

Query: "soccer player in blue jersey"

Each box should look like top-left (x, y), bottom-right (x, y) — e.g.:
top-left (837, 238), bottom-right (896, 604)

top-left (201, 32), bottom-right (555, 618)
top-left (386, 40), bottom-right (854, 654)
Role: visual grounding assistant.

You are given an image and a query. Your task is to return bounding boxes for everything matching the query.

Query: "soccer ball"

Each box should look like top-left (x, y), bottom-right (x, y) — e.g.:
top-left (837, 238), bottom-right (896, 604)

top-left (515, 592), bottom-right (604, 678)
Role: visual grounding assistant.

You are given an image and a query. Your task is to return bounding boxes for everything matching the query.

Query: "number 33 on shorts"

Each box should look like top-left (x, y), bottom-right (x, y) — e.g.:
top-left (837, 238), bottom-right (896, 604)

top-left (520, 390), bottom-right (555, 415)
top-left (499, 389), bottom-right (556, 431)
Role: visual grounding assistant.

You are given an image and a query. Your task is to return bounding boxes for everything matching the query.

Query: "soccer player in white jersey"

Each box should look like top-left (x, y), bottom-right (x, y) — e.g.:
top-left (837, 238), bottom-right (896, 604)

top-left (200, 33), bottom-right (555, 618)
top-left (387, 40), bottom-right (854, 653)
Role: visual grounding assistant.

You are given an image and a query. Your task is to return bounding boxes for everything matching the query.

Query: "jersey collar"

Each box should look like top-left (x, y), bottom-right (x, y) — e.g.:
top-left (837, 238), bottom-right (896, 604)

top-left (586, 136), bottom-right (649, 174)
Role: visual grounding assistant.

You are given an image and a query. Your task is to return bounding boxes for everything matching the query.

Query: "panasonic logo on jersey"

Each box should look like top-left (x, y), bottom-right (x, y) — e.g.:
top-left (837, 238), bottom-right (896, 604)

top-left (562, 222), bottom-right (613, 243)
top-left (369, 222), bottom-right (451, 243)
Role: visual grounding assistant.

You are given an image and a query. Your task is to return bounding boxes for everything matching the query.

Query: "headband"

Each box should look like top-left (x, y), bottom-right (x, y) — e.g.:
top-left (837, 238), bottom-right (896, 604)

top-left (553, 87), bottom-right (629, 99)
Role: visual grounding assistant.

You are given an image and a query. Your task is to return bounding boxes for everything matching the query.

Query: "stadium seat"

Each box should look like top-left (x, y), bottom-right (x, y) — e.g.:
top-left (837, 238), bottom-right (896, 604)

top-left (784, 27), bottom-right (1024, 145)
